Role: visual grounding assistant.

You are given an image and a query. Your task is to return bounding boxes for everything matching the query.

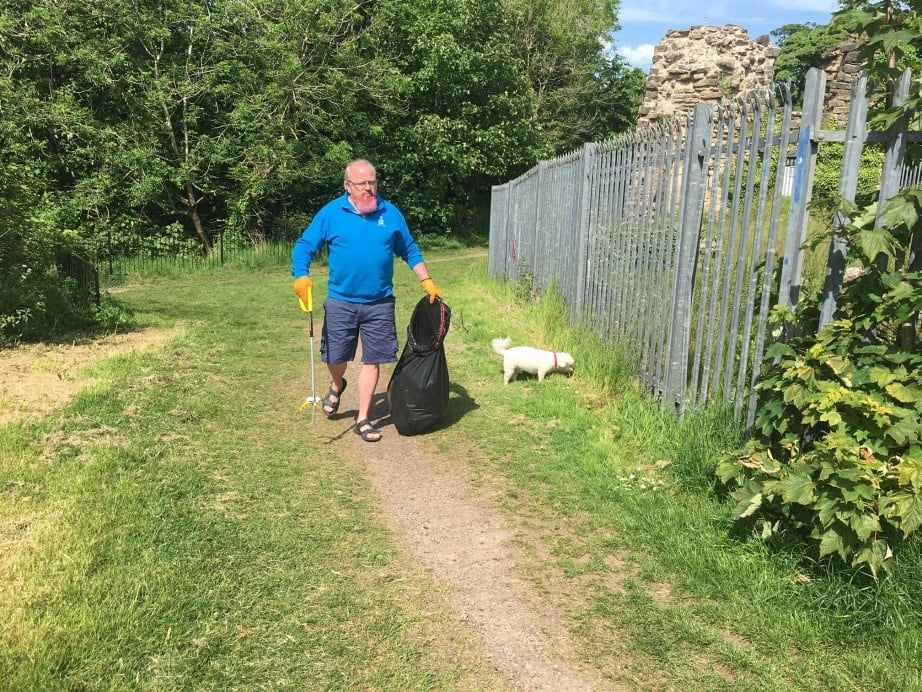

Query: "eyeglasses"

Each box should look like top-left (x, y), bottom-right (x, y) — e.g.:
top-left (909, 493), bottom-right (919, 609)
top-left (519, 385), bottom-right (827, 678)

top-left (347, 179), bottom-right (377, 189)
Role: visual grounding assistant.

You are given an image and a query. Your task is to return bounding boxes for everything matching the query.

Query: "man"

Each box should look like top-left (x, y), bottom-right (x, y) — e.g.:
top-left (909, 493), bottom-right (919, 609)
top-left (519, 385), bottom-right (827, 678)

top-left (291, 159), bottom-right (443, 442)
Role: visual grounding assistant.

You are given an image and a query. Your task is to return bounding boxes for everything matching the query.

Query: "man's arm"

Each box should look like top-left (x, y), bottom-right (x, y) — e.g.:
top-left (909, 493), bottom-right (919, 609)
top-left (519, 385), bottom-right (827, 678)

top-left (412, 262), bottom-right (443, 303)
top-left (411, 262), bottom-right (432, 283)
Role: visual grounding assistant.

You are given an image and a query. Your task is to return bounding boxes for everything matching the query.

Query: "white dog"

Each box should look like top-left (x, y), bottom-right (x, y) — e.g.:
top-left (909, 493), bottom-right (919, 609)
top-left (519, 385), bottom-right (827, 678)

top-left (491, 337), bottom-right (575, 384)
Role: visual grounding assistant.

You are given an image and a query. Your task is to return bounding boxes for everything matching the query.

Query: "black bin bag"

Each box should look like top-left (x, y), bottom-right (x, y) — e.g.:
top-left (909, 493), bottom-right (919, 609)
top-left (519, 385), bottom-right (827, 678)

top-left (387, 296), bottom-right (451, 436)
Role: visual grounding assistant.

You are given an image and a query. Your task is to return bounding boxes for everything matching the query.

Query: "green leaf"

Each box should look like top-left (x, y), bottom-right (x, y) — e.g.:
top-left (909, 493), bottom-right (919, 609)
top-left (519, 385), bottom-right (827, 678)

top-left (776, 472), bottom-right (815, 505)
top-left (881, 191), bottom-right (921, 229)
top-left (818, 527), bottom-right (848, 559)
top-left (882, 279), bottom-right (914, 302)
top-left (715, 459), bottom-right (741, 484)
top-left (867, 367), bottom-right (897, 388)
top-left (852, 539), bottom-right (893, 578)
top-left (900, 495), bottom-right (922, 538)
top-left (814, 495), bottom-right (841, 526)
top-left (765, 341), bottom-right (796, 360)
top-left (731, 480), bottom-right (765, 520)
top-left (888, 415), bottom-right (921, 447)
top-left (889, 491), bottom-right (922, 537)
top-left (886, 381), bottom-right (920, 405)
top-left (825, 356), bottom-right (854, 385)
top-left (856, 226), bottom-right (896, 262)
top-left (849, 513), bottom-right (882, 541)
top-left (898, 457), bottom-right (922, 492)
top-left (836, 477), bottom-right (875, 505)
top-left (819, 409), bottom-right (843, 427)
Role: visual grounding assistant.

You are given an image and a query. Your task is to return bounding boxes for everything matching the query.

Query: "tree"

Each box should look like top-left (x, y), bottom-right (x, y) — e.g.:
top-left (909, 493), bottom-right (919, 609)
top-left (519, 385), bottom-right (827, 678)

top-left (108, 0), bottom-right (386, 253)
top-left (834, 1), bottom-right (922, 115)
top-left (359, 0), bottom-right (540, 233)
top-left (203, 0), bottom-right (403, 245)
top-left (2, 0), bottom-right (645, 264)
top-left (582, 56), bottom-right (647, 143)
top-left (0, 0), bottom-right (114, 340)
top-left (772, 22), bottom-right (849, 107)
top-left (502, 0), bottom-right (643, 155)
top-left (352, 0), bottom-right (644, 233)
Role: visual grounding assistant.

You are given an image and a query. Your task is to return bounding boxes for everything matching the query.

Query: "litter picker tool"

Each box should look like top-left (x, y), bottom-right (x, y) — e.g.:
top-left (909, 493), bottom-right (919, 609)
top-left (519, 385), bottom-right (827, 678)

top-left (298, 286), bottom-right (320, 419)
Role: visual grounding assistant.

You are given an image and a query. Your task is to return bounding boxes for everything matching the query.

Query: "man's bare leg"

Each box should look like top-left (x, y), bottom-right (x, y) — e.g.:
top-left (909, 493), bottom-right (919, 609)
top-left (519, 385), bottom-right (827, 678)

top-left (323, 362), bottom-right (348, 415)
top-left (355, 362), bottom-right (382, 441)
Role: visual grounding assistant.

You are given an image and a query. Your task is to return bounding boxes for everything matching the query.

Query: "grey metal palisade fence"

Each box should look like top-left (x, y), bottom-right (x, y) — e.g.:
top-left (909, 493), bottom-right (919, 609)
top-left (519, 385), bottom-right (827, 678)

top-left (488, 67), bottom-right (920, 428)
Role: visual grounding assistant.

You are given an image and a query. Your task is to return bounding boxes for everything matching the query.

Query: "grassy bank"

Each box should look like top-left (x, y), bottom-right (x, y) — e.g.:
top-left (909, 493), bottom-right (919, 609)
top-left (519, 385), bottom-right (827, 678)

top-left (2, 248), bottom-right (921, 690)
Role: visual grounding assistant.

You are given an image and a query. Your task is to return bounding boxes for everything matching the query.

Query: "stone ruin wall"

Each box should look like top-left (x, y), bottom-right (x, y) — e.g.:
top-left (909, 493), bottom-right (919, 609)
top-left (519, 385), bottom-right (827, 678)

top-left (637, 24), bottom-right (862, 127)
top-left (637, 25), bottom-right (778, 125)
top-left (822, 37), bottom-right (863, 125)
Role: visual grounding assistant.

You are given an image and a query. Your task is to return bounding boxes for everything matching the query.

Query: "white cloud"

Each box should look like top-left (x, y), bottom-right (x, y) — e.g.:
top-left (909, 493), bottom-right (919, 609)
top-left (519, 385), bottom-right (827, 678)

top-left (619, 44), bottom-right (657, 70)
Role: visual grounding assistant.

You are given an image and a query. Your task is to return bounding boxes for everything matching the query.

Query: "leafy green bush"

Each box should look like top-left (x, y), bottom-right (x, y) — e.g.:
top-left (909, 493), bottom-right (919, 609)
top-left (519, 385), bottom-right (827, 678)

top-left (812, 143), bottom-right (886, 206)
top-left (717, 190), bottom-right (922, 577)
top-left (0, 178), bottom-right (103, 343)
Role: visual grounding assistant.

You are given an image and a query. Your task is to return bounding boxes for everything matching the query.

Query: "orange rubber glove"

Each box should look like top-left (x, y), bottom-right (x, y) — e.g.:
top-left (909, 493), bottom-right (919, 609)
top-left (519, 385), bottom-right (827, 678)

top-left (293, 275), bottom-right (313, 303)
top-left (420, 278), bottom-right (443, 304)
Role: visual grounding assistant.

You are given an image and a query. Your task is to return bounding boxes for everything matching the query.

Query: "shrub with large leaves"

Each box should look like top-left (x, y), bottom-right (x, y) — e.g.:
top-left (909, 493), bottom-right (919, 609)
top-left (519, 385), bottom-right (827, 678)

top-left (717, 190), bottom-right (922, 577)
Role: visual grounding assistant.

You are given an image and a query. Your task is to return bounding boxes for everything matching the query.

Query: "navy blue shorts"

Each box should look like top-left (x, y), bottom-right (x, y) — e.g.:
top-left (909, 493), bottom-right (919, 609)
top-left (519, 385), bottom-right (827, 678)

top-left (320, 296), bottom-right (398, 365)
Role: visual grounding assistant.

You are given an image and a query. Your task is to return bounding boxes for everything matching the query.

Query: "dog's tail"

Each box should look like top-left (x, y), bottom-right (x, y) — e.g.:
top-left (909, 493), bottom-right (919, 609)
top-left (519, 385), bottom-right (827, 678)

top-left (491, 337), bottom-right (511, 356)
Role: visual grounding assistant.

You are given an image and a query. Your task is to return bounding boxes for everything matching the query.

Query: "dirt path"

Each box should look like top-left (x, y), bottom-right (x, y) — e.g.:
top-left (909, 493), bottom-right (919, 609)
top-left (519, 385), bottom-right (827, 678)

top-left (316, 361), bottom-right (615, 691)
top-left (1, 331), bottom-right (616, 691)
top-left (363, 442), bottom-right (605, 690)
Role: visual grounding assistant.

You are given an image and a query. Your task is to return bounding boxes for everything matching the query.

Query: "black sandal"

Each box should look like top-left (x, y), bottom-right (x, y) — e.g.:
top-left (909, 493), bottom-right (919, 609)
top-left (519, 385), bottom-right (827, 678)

top-left (321, 379), bottom-right (347, 417)
top-left (354, 418), bottom-right (381, 442)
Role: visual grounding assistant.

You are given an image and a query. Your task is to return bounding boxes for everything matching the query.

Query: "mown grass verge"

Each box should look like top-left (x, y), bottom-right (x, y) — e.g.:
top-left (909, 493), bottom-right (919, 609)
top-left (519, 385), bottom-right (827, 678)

top-left (1, 253), bottom-right (503, 690)
top-left (2, 247), bottom-right (921, 690)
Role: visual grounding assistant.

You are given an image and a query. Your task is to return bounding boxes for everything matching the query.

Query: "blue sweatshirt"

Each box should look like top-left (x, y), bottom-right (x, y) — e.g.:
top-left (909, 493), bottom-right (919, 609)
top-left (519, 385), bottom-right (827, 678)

top-left (291, 193), bottom-right (424, 304)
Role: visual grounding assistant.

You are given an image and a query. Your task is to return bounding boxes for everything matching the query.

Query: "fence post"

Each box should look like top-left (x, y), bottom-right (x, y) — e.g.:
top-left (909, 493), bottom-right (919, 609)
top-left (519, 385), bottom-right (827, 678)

top-left (876, 69), bottom-right (912, 245)
top-left (778, 67), bottom-right (825, 315)
top-left (532, 161), bottom-right (547, 289)
top-left (819, 72), bottom-right (869, 329)
top-left (574, 142), bottom-right (596, 315)
top-left (488, 183), bottom-right (507, 279)
top-left (503, 183), bottom-right (512, 280)
top-left (877, 69), bottom-right (917, 352)
top-left (664, 103), bottom-right (710, 413)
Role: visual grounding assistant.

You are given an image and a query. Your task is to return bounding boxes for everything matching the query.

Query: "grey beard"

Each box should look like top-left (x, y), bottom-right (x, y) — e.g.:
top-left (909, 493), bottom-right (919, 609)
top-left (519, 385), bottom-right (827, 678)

top-left (354, 197), bottom-right (378, 215)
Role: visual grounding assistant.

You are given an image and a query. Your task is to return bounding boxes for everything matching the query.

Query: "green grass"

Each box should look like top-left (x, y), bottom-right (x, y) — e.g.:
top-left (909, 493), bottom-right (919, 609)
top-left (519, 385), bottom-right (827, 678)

top-left (2, 259), bottom-right (501, 690)
top-left (3, 249), bottom-right (922, 690)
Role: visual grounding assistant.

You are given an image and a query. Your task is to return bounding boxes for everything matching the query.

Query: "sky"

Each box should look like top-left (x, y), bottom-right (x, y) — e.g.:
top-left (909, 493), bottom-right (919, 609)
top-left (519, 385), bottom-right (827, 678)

top-left (612, 0), bottom-right (841, 70)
